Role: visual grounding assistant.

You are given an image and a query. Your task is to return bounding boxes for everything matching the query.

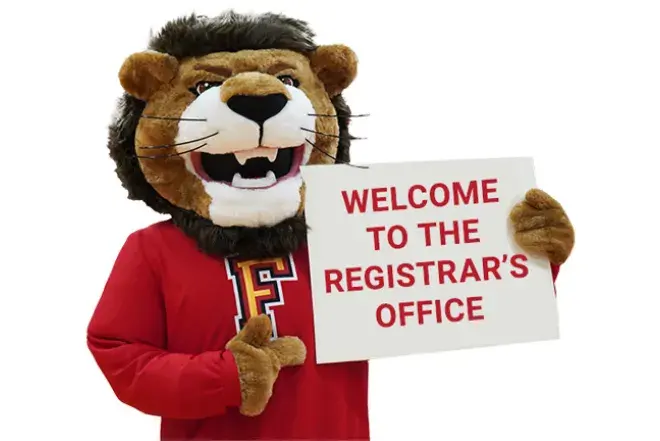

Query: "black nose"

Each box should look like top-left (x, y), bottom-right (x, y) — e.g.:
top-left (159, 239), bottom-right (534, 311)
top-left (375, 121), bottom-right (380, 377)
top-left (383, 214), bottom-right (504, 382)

top-left (226, 93), bottom-right (288, 125)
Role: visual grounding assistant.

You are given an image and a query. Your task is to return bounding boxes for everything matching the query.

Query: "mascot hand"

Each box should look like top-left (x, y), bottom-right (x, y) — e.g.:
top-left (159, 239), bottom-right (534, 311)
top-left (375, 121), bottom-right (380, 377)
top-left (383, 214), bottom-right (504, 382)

top-left (226, 314), bottom-right (306, 416)
top-left (509, 188), bottom-right (575, 265)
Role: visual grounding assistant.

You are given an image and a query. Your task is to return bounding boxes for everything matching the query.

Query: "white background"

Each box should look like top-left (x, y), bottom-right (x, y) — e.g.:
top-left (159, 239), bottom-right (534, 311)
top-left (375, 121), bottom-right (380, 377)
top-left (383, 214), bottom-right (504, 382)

top-left (1, 0), bottom-right (658, 440)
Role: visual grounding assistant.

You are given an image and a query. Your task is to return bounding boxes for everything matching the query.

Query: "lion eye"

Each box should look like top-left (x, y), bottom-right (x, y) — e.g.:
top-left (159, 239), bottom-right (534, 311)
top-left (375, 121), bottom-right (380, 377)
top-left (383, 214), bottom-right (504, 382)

top-left (278, 75), bottom-right (299, 87)
top-left (192, 81), bottom-right (223, 96)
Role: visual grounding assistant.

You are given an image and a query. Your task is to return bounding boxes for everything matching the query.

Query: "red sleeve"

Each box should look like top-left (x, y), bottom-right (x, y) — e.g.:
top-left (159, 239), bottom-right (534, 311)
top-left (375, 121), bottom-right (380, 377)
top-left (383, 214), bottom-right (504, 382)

top-left (551, 264), bottom-right (560, 282)
top-left (87, 230), bottom-right (242, 420)
top-left (551, 263), bottom-right (560, 296)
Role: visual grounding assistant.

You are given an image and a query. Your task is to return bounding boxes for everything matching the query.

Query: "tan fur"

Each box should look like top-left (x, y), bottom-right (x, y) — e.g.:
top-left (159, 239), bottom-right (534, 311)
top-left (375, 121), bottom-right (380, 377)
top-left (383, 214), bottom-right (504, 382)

top-left (119, 52), bottom-right (179, 101)
top-left (509, 188), bottom-right (575, 265)
top-left (220, 72), bottom-right (292, 102)
top-left (119, 47), bottom-right (353, 219)
top-left (135, 88), bottom-right (211, 216)
top-left (226, 315), bottom-right (306, 417)
top-left (297, 183), bottom-right (306, 216)
top-left (309, 45), bottom-right (358, 98)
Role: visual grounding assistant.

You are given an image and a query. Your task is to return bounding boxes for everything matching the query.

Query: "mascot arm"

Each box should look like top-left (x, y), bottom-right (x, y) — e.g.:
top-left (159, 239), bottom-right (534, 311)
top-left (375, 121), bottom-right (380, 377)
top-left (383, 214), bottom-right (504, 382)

top-left (87, 231), bottom-right (242, 420)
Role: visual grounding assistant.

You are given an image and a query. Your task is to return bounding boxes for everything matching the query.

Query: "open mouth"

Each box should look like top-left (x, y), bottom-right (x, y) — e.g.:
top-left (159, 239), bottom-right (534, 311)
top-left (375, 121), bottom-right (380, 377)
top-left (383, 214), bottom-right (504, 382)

top-left (190, 145), bottom-right (305, 189)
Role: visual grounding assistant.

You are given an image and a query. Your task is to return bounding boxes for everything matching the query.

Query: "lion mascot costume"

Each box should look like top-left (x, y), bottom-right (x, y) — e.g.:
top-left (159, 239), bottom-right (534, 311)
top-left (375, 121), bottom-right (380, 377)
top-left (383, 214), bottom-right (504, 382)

top-left (87, 11), bottom-right (575, 441)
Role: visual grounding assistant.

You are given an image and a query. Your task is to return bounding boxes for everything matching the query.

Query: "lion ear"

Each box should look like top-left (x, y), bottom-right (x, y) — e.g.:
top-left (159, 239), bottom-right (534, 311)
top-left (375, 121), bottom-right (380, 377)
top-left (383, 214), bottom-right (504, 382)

top-left (309, 44), bottom-right (358, 98)
top-left (118, 51), bottom-right (179, 101)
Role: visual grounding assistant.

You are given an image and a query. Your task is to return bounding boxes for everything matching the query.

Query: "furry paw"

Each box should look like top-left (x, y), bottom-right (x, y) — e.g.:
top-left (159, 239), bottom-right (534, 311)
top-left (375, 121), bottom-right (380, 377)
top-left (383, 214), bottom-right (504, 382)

top-left (509, 188), bottom-right (575, 265)
top-left (226, 315), bottom-right (306, 417)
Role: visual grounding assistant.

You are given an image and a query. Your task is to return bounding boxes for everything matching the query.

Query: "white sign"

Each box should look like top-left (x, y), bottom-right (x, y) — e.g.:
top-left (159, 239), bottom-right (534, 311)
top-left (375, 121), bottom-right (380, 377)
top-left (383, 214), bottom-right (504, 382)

top-left (301, 157), bottom-right (559, 364)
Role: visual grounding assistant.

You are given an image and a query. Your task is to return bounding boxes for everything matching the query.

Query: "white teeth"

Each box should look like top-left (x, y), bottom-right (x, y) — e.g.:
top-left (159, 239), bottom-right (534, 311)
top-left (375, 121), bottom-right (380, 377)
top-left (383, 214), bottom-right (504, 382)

top-left (228, 148), bottom-right (281, 189)
top-left (231, 171), bottom-right (278, 189)
top-left (235, 154), bottom-right (248, 166)
top-left (233, 147), bottom-right (278, 165)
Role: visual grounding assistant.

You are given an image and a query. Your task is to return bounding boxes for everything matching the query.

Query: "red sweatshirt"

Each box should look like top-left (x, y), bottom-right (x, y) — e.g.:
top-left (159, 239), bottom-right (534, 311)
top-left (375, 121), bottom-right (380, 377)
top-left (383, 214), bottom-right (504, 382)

top-left (87, 220), bottom-right (560, 440)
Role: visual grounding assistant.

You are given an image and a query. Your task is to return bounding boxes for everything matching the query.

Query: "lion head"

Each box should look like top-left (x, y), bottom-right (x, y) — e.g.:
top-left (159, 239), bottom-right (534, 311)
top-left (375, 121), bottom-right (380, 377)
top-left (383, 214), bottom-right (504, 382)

top-left (109, 12), bottom-right (358, 259)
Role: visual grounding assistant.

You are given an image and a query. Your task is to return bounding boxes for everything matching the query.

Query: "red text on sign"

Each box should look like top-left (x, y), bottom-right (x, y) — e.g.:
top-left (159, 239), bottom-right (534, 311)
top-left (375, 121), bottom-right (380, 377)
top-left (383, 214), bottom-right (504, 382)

top-left (341, 179), bottom-right (500, 214)
top-left (417, 219), bottom-right (480, 246)
top-left (323, 254), bottom-right (529, 294)
top-left (366, 225), bottom-right (408, 250)
top-left (375, 297), bottom-right (485, 327)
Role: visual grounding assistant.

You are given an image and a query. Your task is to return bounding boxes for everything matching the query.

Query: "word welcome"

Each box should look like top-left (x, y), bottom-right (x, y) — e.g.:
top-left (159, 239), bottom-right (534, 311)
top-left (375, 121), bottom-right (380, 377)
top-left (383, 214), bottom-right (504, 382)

top-left (341, 179), bottom-right (499, 214)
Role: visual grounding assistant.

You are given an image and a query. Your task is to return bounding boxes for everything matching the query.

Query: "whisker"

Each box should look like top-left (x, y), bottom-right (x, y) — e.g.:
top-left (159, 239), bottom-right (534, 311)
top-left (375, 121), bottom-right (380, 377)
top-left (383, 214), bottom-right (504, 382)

top-left (300, 127), bottom-right (366, 140)
top-left (137, 143), bottom-right (208, 159)
top-left (308, 113), bottom-right (370, 118)
top-left (305, 138), bottom-right (368, 169)
top-left (138, 132), bottom-right (219, 150)
top-left (141, 115), bottom-right (208, 122)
